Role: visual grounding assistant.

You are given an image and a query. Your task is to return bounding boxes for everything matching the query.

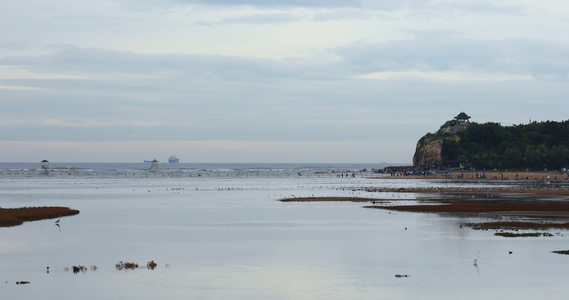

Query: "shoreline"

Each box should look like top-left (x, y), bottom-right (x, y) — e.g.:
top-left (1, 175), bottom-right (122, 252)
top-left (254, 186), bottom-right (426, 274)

top-left (375, 171), bottom-right (568, 181)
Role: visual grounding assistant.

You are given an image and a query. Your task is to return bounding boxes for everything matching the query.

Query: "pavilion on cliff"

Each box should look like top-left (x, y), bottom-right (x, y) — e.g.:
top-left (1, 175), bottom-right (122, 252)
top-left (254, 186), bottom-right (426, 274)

top-left (454, 112), bottom-right (471, 125)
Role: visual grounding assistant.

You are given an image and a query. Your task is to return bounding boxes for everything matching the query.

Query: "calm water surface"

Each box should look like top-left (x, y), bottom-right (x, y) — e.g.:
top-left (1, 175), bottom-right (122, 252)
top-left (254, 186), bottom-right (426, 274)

top-left (1, 169), bottom-right (569, 299)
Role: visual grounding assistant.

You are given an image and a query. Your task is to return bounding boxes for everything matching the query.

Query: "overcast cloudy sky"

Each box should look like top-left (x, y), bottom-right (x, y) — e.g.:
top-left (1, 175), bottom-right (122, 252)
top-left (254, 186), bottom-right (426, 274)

top-left (1, 0), bottom-right (568, 163)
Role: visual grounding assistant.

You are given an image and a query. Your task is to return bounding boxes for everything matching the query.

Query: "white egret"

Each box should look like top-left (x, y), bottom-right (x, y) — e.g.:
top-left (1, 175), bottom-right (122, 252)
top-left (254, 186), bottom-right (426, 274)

top-left (473, 251), bottom-right (481, 264)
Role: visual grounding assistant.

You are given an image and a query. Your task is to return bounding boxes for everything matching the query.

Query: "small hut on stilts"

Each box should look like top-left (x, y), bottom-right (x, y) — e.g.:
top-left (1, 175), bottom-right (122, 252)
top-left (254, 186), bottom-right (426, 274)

top-left (41, 159), bottom-right (50, 176)
top-left (149, 159), bottom-right (159, 172)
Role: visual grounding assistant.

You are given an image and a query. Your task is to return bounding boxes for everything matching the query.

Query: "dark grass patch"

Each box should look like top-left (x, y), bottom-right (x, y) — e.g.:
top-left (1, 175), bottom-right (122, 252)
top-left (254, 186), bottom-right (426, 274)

top-left (280, 197), bottom-right (378, 202)
top-left (494, 232), bottom-right (554, 238)
top-left (115, 260), bottom-right (158, 271)
top-left (464, 221), bottom-right (569, 230)
top-left (552, 250), bottom-right (569, 255)
top-left (365, 202), bottom-right (569, 214)
top-left (0, 207), bottom-right (80, 227)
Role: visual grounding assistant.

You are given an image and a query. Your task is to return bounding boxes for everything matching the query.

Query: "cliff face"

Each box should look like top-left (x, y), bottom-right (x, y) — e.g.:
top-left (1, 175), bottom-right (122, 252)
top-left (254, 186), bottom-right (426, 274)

top-left (413, 134), bottom-right (460, 168)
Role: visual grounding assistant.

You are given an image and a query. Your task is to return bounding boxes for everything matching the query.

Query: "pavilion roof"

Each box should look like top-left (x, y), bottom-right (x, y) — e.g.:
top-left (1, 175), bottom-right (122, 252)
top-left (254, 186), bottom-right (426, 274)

top-left (454, 112), bottom-right (471, 120)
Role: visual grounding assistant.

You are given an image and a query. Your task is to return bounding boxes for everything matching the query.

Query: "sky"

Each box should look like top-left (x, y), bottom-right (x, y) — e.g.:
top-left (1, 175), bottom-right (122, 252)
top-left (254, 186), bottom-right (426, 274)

top-left (1, 0), bottom-right (569, 163)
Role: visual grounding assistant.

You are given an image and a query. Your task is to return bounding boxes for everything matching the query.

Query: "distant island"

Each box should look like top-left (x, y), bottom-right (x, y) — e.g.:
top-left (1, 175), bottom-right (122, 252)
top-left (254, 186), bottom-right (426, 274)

top-left (413, 112), bottom-right (569, 171)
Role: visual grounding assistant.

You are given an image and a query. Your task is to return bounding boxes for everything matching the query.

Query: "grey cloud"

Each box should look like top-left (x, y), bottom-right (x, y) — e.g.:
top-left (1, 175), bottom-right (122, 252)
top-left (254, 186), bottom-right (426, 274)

top-left (0, 41), bottom-right (30, 50)
top-left (132, 0), bottom-right (525, 14)
top-left (311, 8), bottom-right (376, 22)
top-left (219, 12), bottom-right (303, 24)
top-left (3, 31), bottom-right (569, 84)
top-left (0, 46), bottom-right (341, 81)
top-left (332, 32), bottom-right (569, 79)
top-left (430, 1), bottom-right (525, 14)
top-left (172, 0), bottom-right (365, 8)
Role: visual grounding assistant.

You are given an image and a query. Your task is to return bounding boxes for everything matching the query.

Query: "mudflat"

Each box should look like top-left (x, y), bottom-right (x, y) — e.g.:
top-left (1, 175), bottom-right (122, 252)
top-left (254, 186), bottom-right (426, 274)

top-left (279, 179), bottom-right (569, 229)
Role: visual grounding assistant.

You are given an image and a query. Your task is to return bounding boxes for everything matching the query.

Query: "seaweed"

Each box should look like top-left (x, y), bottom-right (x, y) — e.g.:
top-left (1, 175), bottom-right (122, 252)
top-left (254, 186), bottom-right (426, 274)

top-left (116, 261), bottom-right (139, 270)
top-left (494, 232), bottom-right (553, 238)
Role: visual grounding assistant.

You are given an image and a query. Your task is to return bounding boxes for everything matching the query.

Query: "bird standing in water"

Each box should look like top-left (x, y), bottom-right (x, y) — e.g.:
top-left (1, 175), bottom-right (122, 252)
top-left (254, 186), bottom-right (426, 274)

top-left (473, 251), bottom-right (481, 264)
top-left (55, 216), bottom-right (61, 231)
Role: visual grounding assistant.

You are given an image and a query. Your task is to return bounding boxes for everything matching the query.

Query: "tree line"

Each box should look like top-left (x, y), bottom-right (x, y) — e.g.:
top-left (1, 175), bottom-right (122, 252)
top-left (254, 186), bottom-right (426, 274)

top-left (440, 120), bottom-right (569, 170)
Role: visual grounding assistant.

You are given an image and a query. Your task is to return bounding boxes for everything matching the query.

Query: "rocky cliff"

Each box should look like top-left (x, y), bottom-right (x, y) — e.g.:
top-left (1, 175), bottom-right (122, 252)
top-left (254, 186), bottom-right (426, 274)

top-left (413, 133), bottom-right (460, 168)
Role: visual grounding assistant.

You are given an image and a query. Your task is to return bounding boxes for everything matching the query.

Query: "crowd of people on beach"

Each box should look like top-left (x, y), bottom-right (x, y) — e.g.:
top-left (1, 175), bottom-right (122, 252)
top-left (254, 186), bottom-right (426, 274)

top-left (376, 167), bottom-right (569, 181)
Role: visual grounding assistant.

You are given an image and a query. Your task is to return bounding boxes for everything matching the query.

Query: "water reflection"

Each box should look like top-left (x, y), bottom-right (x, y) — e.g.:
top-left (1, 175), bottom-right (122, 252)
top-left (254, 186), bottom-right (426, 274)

top-left (1, 174), bottom-right (569, 299)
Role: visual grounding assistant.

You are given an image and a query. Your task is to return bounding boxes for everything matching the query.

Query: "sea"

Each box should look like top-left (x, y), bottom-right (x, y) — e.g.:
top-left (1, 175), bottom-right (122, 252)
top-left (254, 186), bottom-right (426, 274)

top-left (1, 162), bottom-right (569, 300)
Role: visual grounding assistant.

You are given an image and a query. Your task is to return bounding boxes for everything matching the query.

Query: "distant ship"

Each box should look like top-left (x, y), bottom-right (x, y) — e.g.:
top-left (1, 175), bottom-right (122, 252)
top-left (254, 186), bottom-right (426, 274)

top-left (168, 156), bottom-right (180, 163)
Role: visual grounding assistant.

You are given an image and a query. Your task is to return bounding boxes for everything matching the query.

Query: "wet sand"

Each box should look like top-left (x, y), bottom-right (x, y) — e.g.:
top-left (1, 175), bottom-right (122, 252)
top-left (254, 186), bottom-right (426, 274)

top-left (0, 207), bottom-right (79, 227)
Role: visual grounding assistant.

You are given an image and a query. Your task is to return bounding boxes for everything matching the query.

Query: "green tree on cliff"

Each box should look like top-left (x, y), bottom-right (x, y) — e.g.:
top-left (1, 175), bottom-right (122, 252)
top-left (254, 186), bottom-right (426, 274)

top-left (439, 120), bottom-right (569, 170)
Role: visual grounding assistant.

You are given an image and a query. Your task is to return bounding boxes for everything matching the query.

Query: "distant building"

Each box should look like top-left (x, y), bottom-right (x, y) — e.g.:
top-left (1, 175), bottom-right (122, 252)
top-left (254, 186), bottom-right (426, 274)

top-left (41, 159), bottom-right (50, 175)
top-left (454, 112), bottom-right (471, 125)
top-left (450, 112), bottom-right (472, 133)
top-left (437, 112), bottom-right (472, 134)
top-left (150, 159), bottom-right (159, 171)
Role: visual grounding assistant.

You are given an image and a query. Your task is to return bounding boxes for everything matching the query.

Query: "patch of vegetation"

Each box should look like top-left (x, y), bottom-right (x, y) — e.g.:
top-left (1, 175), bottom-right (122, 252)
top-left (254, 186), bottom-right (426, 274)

top-left (0, 206), bottom-right (79, 227)
top-left (147, 260), bottom-right (157, 270)
top-left (463, 221), bottom-right (569, 230)
top-left (115, 260), bottom-right (158, 270)
top-left (116, 261), bottom-right (139, 270)
top-left (436, 120), bottom-right (569, 170)
top-left (494, 232), bottom-right (554, 238)
top-left (72, 265), bottom-right (87, 274)
top-left (552, 250), bottom-right (569, 255)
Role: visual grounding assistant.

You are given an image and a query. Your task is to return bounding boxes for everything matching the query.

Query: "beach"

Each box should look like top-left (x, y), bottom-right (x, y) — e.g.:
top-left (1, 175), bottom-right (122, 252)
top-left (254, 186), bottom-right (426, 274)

top-left (380, 171), bottom-right (568, 181)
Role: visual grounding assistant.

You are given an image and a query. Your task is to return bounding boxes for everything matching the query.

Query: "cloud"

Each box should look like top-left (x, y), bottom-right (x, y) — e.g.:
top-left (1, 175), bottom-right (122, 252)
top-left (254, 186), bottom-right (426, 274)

top-left (0, 85), bottom-right (40, 90)
top-left (163, 0), bottom-right (366, 9)
top-left (311, 8), bottom-right (381, 22)
top-left (428, 0), bottom-right (525, 14)
top-left (0, 45), bottom-right (340, 82)
top-left (358, 70), bottom-right (533, 82)
top-left (332, 32), bottom-right (569, 80)
top-left (0, 41), bottom-right (30, 51)
top-left (219, 12), bottom-right (303, 24)
top-left (5, 31), bottom-right (569, 83)
top-left (1, 31), bottom-right (569, 155)
top-left (129, 0), bottom-right (526, 14)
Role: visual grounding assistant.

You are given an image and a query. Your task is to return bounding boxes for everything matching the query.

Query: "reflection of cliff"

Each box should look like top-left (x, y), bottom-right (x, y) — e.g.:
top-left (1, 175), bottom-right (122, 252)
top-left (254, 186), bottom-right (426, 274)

top-left (413, 133), bottom-right (460, 168)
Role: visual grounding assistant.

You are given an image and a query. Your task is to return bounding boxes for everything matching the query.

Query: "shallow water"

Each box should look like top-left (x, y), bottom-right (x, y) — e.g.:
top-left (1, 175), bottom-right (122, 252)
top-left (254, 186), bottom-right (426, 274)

top-left (1, 171), bottom-right (569, 299)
